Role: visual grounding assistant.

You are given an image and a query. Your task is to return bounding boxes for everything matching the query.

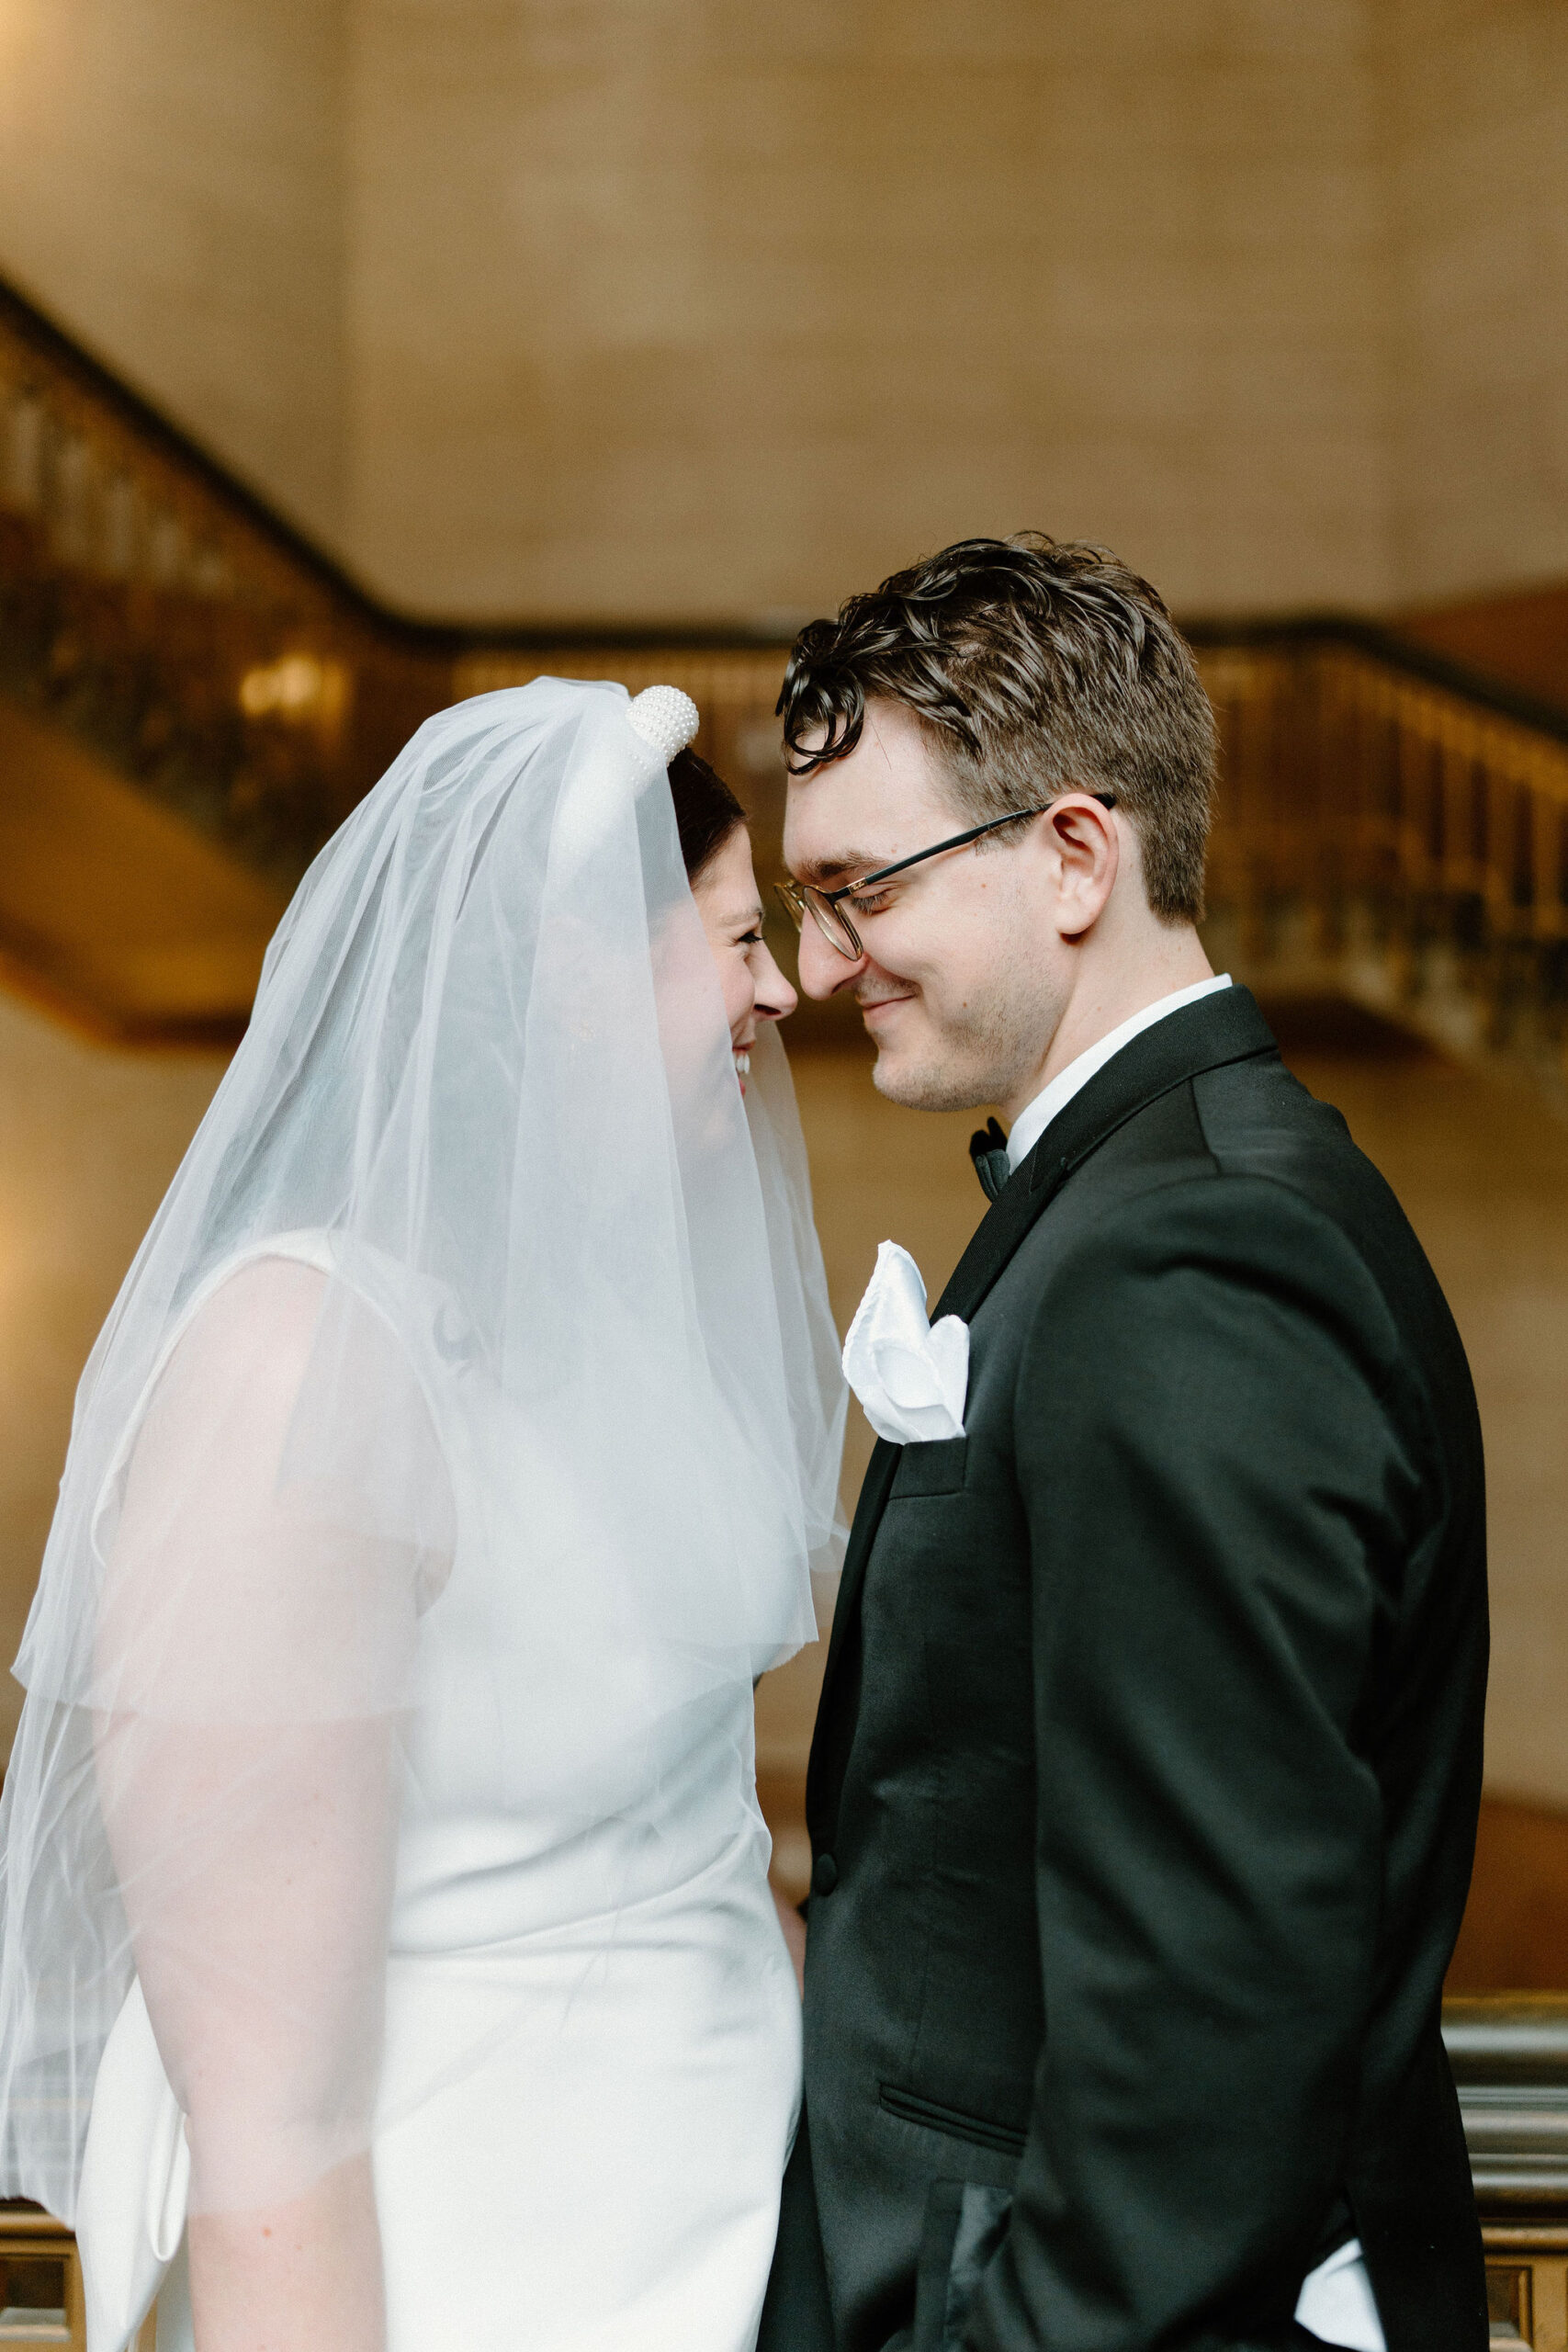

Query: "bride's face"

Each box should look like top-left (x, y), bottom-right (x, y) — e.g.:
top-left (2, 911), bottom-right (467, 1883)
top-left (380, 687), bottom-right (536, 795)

top-left (691, 825), bottom-right (797, 1094)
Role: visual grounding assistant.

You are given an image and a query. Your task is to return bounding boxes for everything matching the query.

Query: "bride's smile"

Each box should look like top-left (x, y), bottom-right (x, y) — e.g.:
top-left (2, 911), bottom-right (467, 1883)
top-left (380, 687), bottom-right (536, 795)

top-left (688, 815), bottom-right (796, 1096)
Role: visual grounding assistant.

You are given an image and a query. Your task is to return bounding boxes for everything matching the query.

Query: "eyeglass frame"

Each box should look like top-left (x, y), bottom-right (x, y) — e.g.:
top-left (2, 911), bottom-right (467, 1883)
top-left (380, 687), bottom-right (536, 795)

top-left (774, 791), bottom-right (1118, 961)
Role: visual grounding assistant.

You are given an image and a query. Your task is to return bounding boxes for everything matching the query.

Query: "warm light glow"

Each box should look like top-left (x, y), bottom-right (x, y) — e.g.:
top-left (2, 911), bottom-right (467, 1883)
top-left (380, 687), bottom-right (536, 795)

top-left (238, 653), bottom-right (348, 728)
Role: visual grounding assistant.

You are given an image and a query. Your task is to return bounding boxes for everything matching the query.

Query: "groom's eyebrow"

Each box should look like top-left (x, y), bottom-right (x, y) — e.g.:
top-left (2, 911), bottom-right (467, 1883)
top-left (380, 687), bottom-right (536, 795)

top-left (794, 849), bottom-right (879, 886)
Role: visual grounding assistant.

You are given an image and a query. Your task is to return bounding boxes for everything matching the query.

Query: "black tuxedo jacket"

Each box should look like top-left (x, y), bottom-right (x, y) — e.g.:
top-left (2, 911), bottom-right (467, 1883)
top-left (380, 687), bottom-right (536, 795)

top-left (761, 987), bottom-right (1488, 2352)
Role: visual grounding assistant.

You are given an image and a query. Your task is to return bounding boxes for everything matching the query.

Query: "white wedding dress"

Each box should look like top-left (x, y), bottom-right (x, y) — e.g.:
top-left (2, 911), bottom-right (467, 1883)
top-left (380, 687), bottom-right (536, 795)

top-left (75, 1235), bottom-right (805, 2352)
top-left (369, 1703), bottom-right (800, 2351)
top-left (87, 1712), bottom-right (801, 2352)
top-left (81, 1717), bottom-right (801, 2352)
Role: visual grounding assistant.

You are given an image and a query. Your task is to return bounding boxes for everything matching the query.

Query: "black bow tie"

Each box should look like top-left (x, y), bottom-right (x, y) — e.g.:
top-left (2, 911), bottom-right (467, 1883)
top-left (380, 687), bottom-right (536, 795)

top-left (970, 1118), bottom-right (1010, 1202)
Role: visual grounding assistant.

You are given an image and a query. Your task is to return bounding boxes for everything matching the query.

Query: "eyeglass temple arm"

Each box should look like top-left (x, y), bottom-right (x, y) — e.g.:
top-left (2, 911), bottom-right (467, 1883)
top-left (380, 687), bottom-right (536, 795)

top-left (824, 793), bottom-right (1116, 905)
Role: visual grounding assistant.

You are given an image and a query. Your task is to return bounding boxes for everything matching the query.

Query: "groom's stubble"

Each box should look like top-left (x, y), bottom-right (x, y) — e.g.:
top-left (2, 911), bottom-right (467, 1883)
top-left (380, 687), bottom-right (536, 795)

top-left (858, 945), bottom-right (1067, 1117)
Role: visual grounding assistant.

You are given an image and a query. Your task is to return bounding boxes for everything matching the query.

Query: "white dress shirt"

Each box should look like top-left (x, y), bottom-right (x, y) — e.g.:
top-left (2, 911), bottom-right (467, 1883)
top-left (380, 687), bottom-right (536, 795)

top-left (1004, 972), bottom-right (1234, 1171)
top-left (1002, 967), bottom-right (1386, 2352)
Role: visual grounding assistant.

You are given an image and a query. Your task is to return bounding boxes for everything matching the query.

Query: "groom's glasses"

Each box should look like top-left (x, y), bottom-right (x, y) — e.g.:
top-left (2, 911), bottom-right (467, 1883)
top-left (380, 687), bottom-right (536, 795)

top-left (774, 794), bottom-right (1117, 962)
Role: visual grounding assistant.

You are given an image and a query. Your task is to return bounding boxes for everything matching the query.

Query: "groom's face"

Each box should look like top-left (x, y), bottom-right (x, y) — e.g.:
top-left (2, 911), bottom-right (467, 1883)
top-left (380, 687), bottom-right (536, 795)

top-left (783, 699), bottom-right (1072, 1114)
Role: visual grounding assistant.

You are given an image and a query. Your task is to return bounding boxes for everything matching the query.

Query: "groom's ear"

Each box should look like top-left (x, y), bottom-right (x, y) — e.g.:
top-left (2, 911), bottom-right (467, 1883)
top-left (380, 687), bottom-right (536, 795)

top-left (1044, 794), bottom-right (1121, 939)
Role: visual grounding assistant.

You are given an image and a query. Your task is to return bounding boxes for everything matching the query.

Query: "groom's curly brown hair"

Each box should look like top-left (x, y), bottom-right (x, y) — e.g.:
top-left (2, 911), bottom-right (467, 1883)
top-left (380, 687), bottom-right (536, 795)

top-left (776, 533), bottom-right (1217, 923)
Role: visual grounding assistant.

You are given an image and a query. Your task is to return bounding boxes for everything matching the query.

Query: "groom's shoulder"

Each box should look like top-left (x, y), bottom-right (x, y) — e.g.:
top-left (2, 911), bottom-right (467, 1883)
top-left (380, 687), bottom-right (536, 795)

top-left (1189, 1046), bottom-right (1427, 1276)
top-left (1191, 1043), bottom-right (1371, 1204)
top-left (1003, 1043), bottom-right (1444, 1327)
top-left (1027, 1044), bottom-right (1462, 1374)
top-left (1037, 1042), bottom-right (1367, 1237)
top-left (1073, 1030), bottom-right (1413, 1239)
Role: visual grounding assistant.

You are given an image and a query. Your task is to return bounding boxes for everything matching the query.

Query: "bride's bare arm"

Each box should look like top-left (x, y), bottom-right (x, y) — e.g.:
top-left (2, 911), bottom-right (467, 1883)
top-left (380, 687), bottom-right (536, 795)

top-left (102, 1708), bottom-right (399, 2352)
top-left (96, 1259), bottom-right (445, 2352)
top-left (187, 2157), bottom-right (383, 2352)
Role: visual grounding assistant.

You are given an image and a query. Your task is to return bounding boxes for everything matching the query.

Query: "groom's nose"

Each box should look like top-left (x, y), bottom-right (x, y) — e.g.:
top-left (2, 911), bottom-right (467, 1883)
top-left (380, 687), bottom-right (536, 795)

top-left (795, 914), bottom-right (869, 1001)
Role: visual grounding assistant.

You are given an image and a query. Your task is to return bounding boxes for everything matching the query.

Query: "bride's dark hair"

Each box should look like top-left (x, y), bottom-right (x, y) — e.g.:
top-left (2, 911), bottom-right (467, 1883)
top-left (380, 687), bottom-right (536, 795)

top-left (669, 748), bottom-right (745, 882)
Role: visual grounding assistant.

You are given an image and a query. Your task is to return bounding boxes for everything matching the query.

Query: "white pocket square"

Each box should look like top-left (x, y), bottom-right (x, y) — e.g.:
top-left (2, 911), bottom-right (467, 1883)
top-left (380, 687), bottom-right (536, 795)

top-left (842, 1240), bottom-right (969, 1446)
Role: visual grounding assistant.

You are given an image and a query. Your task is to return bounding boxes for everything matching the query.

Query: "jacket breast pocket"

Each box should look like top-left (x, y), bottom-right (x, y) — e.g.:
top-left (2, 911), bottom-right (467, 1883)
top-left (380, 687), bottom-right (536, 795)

top-left (890, 1436), bottom-right (968, 1499)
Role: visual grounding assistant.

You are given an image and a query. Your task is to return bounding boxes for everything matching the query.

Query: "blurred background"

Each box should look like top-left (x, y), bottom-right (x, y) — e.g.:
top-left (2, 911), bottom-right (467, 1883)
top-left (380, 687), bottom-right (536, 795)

top-left (0, 0), bottom-right (1565, 1987)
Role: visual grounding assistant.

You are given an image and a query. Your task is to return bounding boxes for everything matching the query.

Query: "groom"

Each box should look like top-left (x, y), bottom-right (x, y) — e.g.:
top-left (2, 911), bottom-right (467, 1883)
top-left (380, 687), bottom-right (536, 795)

top-left (760, 536), bottom-right (1488, 2352)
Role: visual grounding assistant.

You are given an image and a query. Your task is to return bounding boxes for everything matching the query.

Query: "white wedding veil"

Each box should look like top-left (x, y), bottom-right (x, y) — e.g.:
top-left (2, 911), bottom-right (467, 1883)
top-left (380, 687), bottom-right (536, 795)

top-left (0, 676), bottom-right (845, 2229)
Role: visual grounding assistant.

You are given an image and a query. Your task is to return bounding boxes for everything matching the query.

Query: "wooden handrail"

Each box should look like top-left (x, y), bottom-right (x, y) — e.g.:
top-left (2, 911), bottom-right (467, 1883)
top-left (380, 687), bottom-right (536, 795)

top-left (6, 264), bottom-right (1568, 1091)
top-left (1447, 1997), bottom-right (1568, 2207)
top-left (1198, 635), bottom-right (1568, 1103)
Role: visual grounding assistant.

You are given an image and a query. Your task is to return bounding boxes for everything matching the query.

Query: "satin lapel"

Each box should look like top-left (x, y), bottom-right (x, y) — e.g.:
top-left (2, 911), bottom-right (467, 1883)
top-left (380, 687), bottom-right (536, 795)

top-left (812, 986), bottom-right (1279, 1753)
top-left (926, 1150), bottom-right (1060, 1329)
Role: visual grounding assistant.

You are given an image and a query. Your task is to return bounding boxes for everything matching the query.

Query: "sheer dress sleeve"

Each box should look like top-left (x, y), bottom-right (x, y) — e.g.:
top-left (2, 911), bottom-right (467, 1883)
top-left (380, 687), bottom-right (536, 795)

top-left (92, 1255), bottom-right (453, 2219)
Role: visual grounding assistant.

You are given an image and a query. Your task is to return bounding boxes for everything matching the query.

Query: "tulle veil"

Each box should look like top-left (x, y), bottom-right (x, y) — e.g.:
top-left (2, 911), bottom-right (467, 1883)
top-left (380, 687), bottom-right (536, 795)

top-left (0, 675), bottom-right (846, 2230)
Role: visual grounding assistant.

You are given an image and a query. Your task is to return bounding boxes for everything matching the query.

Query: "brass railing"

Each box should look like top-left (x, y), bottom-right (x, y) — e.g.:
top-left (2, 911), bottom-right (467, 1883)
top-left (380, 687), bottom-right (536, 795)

top-left (1447, 1998), bottom-right (1568, 2348)
top-left (1194, 625), bottom-right (1568, 1106)
top-left (0, 272), bottom-right (795, 891)
top-left (468, 624), bottom-right (1568, 1096)
top-left (0, 278), bottom-right (441, 884)
top-left (6, 265), bottom-right (1568, 1090)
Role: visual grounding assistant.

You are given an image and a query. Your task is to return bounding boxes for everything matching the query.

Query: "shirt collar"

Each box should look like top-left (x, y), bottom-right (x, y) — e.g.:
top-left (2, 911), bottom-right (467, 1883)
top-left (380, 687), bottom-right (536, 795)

top-left (1005, 974), bottom-right (1234, 1172)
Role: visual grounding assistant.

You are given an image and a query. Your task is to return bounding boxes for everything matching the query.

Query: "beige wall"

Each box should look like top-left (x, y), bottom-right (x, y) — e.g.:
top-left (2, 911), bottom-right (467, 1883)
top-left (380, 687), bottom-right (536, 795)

top-left (346, 0), bottom-right (1392, 621)
top-left (0, 996), bottom-right (227, 1752)
top-left (1382, 0), bottom-right (1568, 605)
top-left (0, 2), bottom-right (1562, 619)
top-left (0, 0), bottom-right (348, 540)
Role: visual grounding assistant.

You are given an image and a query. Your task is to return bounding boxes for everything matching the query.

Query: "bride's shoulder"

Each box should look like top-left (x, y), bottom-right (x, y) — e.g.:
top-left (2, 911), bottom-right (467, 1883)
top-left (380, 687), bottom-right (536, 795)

top-left (153, 1236), bottom-right (336, 1410)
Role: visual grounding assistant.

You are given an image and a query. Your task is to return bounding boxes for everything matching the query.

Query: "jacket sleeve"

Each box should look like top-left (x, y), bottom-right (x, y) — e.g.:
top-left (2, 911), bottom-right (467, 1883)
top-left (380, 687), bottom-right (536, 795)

top-left (969, 1173), bottom-right (1428, 2352)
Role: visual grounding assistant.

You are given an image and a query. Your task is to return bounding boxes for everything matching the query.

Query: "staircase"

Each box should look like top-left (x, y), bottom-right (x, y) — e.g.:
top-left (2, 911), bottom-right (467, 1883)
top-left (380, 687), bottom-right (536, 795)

top-left (0, 271), bottom-right (788, 1039)
top-left (1194, 619), bottom-right (1568, 1110)
top-left (7, 267), bottom-right (1568, 1074)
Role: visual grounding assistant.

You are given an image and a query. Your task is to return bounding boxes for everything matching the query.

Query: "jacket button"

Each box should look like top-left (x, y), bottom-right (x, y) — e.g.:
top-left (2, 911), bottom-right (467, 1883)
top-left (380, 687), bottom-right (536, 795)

top-left (811, 1852), bottom-right (839, 1897)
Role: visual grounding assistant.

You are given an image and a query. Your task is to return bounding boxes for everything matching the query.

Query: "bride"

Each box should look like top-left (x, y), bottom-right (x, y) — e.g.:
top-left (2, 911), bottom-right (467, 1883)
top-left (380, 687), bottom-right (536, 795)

top-left (0, 679), bottom-right (846, 2352)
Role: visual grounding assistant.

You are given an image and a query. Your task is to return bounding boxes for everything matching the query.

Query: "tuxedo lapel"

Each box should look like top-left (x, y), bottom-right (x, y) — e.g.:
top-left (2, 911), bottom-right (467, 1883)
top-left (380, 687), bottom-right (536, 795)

top-left (813, 987), bottom-right (1279, 1755)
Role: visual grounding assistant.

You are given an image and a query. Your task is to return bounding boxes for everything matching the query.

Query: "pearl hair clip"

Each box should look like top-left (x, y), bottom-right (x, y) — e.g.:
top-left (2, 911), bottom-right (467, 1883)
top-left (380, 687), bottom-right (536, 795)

top-left (627, 684), bottom-right (700, 762)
